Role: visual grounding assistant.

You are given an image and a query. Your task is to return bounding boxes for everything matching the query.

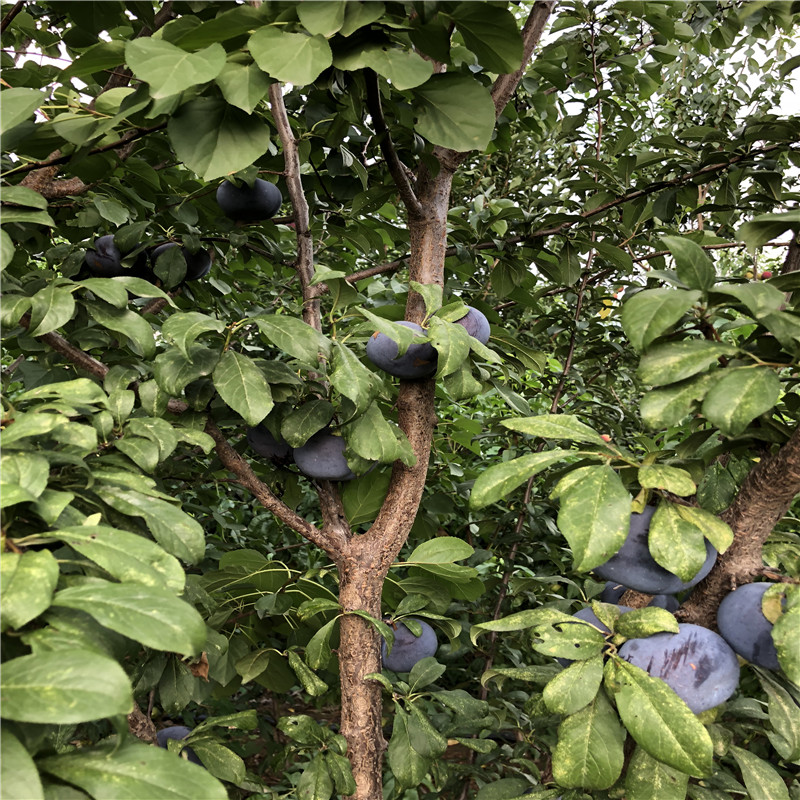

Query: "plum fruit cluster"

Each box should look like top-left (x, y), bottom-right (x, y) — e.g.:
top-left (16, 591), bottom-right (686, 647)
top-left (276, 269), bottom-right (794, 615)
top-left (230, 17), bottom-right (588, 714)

top-left (381, 618), bottom-right (438, 672)
top-left (156, 725), bottom-right (203, 766)
top-left (593, 505), bottom-right (717, 594)
top-left (365, 306), bottom-right (490, 380)
top-left (84, 234), bottom-right (212, 285)
top-left (216, 178), bottom-right (282, 222)
top-left (619, 623), bottom-right (741, 713)
top-left (717, 582), bottom-right (781, 670)
top-left (246, 425), bottom-right (294, 467)
top-left (293, 429), bottom-right (358, 482)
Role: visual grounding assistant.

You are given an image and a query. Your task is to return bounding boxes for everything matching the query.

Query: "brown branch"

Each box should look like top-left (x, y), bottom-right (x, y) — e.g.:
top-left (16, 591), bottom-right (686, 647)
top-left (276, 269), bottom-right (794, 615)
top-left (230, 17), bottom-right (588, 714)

top-left (0, 1), bottom-right (25, 34)
top-left (204, 418), bottom-right (345, 558)
top-left (491, 1), bottom-right (556, 115)
top-left (268, 83), bottom-right (322, 333)
top-left (365, 70), bottom-right (423, 218)
top-left (549, 272), bottom-right (590, 412)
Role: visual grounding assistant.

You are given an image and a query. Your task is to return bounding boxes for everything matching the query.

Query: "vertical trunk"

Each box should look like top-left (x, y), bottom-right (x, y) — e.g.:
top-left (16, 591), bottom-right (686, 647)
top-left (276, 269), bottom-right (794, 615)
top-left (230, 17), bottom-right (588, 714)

top-left (338, 557), bottom-right (388, 800)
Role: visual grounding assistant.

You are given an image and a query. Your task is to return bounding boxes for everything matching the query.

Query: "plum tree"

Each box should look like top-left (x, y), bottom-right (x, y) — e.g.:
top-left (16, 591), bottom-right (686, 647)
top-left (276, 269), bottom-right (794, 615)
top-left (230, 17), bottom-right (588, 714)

top-left (84, 234), bottom-right (151, 280)
top-left (593, 506), bottom-right (717, 594)
top-left (365, 321), bottom-right (438, 380)
top-left (453, 306), bottom-right (490, 345)
top-left (246, 425), bottom-right (293, 466)
top-left (381, 618), bottom-right (438, 672)
top-left (717, 582), bottom-right (781, 670)
top-left (293, 430), bottom-right (356, 481)
top-left (618, 624), bottom-right (740, 713)
top-left (216, 178), bottom-right (282, 222)
top-left (151, 242), bottom-right (212, 282)
top-left (156, 726), bottom-right (203, 766)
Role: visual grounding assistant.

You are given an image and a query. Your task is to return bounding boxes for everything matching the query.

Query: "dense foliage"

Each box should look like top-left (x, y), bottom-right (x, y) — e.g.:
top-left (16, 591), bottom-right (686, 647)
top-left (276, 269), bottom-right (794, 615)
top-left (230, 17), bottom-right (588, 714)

top-left (1, 2), bottom-right (799, 799)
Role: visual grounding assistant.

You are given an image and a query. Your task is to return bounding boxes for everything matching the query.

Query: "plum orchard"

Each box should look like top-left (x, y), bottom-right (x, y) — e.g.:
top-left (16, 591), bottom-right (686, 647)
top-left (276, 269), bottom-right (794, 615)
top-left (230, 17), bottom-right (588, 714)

top-left (1, 3), bottom-right (800, 800)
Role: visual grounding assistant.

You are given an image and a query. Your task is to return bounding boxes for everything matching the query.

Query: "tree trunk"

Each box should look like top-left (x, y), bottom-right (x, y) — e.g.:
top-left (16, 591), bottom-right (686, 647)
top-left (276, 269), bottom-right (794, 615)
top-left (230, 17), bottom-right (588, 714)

top-left (338, 557), bottom-right (388, 800)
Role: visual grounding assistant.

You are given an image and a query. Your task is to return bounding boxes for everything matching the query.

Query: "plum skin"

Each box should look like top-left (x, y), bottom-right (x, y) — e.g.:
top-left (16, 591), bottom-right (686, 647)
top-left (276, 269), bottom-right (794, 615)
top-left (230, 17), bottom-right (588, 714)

top-left (84, 234), bottom-right (152, 280)
top-left (381, 618), bottom-right (438, 672)
top-left (294, 430), bottom-right (356, 481)
top-left (156, 726), bottom-right (202, 766)
top-left (216, 178), bottom-right (282, 222)
top-left (247, 425), bottom-right (293, 466)
top-left (717, 582), bottom-right (780, 670)
top-left (366, 321), bottom-right (438, 380)
top-left (151, 242), bottom-right (211, 281)
top-left (593, 505), bottom-right (717, 594)
top-left (618, 623), bottom-right (740, 713)
top-left (454, 306), bottom-right (490, 344)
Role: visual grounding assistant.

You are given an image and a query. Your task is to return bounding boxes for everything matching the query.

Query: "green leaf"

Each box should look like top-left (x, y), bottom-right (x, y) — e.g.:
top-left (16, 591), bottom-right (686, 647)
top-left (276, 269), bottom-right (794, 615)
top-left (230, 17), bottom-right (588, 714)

top-left (281, 399), bottom-right (335, 447)
top-left (674, 505), bottom-right (733, 554)
top-left (701, 367), bottom-right (781, 436)
top-left (341, 468), bottom-right (391, 525)
top-left (330, 342), bottom-right (381, 416)
top-left (714, 282), bottom-right (786, 319)
top-left (115, 434), bottom-right (160, 473)
top-left (0, 550), bottom-right (59, 631)
top-left (125, 39), bottom-right (226, 99)
top-left (637, 341), bottom-right (736, 386)
top-left (648, 502), bottom-right (708, 583)
top-left (639, 373), bottom-right (717, 428)
top-left (427, 316), bottom-right (471, 378)
top-left (552, 465), bottom-right (631, 571)
top-left (0, 412), bottom-right (65, 449)
top-left (167, 97), bottom-right (272, 182)
top-left (614, 607), bottom-right (680, 639)
top-left (738, 210), bottom-right (800, 252)
top-left (297, 754), bottom-right (333, 800)
top-left (387, 709), bottom-right (431, 788)
top-left (0, 229), bottom-right (13, 271)
top-left (94, 486), bottom-right (205, 564)
top-left (621, 288), bottom-right (701, 352)
top-left (86, 300), bottom-right (155, 359)
top-left (0, 451), bottom-right (50, 507)
top-left (346, 46), bottom-right (433, 90)
top-left (15, 377), bottom-right (106, 406)
top-left (287, 650), bottom-right (328, 697)
top-left (51, 525), bottom-right (185, 592)
top-left (610, 659), bottom-right (713, 777)
top-left (758, 672), bottom-right (800, 762)
top-left (772, 602), bottom-right (800, 684)
top-left (162, 312), bottom-right (226, 359)
top-left (38, 741), bottom-right (227, 800)
top-left (408, 703), bottom-right (447, 758)
top-left (552, 689), bottom-right (625, 790)
top-left (470, 449), bottom-right (575, 509)
top-left (253, 314), bottom-right (331, 364)
top-left (412, 73), bottom-right (496, 153)
top-left (305, 617), bottom-right (339, 670)
top-left (442, 358), bottom-right (483, 401)
top-left (344, 401), bottom-right (416, 467)
top-left (28, 284), bottom-right (75, 337)
top-left (761, 310), bottom-right (800, 352)
top-left (153, 344), bottom-right (220, 396)
top-left (0, 650), bottom-right (132, 723)
top-left (543, 655), bottom-right (603, 715)
top-left (410, 281), bottom-right (443, 316)
top-left (408, 658), bottom-right (447, 691)
top-left (638, 464), bottom-right (696, 496)
top-left (1, 729), bottom-right (44, 800)
top-left (1, 88), bottom-right (44, 132)
top-left (502, 414), bottom-right (606, 445)
top-left (729, 746), bottom-right (790, 800)
top-left (297, 1), bottom-right (346, 36)
top-left (450, 3), bottom-right (523, 73)
top-left (248, 26), bottom-right (333, 84)
top-left (213, 349), bottom-right (273, 426)
top-left (625, 745), bottom-right (689, 800)
top-left (2, 185), bottom-right (48, 209)
top-left (660, 236), bottom-right (716, 291)
top-left (470, 608), bottom-right (569, 644)
top-left (325, 752), bottom-right (356, 797)
top-left (531, 614), bottom-right (607, 660)
top-left (215, 60), bottom-right (271, 114)
top-left (406, 537), bottom-right (474, 564)
top-left (52, 583), bottom-right (206, 656)
top-left (183, 740), bottom-right (245, 785)
top-left (340, 2), bottom-right (386, 36)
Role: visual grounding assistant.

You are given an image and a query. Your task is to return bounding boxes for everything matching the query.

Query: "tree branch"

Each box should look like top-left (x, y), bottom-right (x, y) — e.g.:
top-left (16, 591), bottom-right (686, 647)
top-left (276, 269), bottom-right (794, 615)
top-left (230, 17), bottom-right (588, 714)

top-left (268, 83), bottom-right (322, 333)
top-left (364, 70), bottom-right (424, 219)
top-left (491, 1), bottom-right (556, 115)
top-left (1, 1), bottom-right (25, 34)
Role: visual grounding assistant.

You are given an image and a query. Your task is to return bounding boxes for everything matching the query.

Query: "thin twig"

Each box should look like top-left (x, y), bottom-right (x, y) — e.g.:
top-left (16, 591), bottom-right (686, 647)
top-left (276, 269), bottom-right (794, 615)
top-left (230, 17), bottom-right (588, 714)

top-left (0, 1), bottom-right (25, 34)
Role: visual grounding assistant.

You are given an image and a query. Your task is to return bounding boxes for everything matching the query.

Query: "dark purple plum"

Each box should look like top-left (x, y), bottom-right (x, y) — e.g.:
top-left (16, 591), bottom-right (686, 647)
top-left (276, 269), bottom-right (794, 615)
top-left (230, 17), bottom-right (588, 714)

top-left (600, 581), bottom-right (679, 612)
top-left (593, 505), bottom-right (717, 595)
top-left (151, 242), bottom-right (211, 281)
top-left (381, 618), bottom-right (438, 672)
top-left (247, 425), bottom-right (293, 466)
top-left (366, 321), bottom-right (438, 380)
top-left (84, 235), bottom-right (152, 280)
top-left (156, 725), bottom-right (203, 766)
top-left (294, 430), bottom-right (356, 481)
top-left (618, 623), bottom-right (740, 713)
top-left (453, 306), bottom-right (490, 344)
top-left (717, 582), bottom-right (780, 670)
top-left (216, 178), bottom-right (282, 222)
